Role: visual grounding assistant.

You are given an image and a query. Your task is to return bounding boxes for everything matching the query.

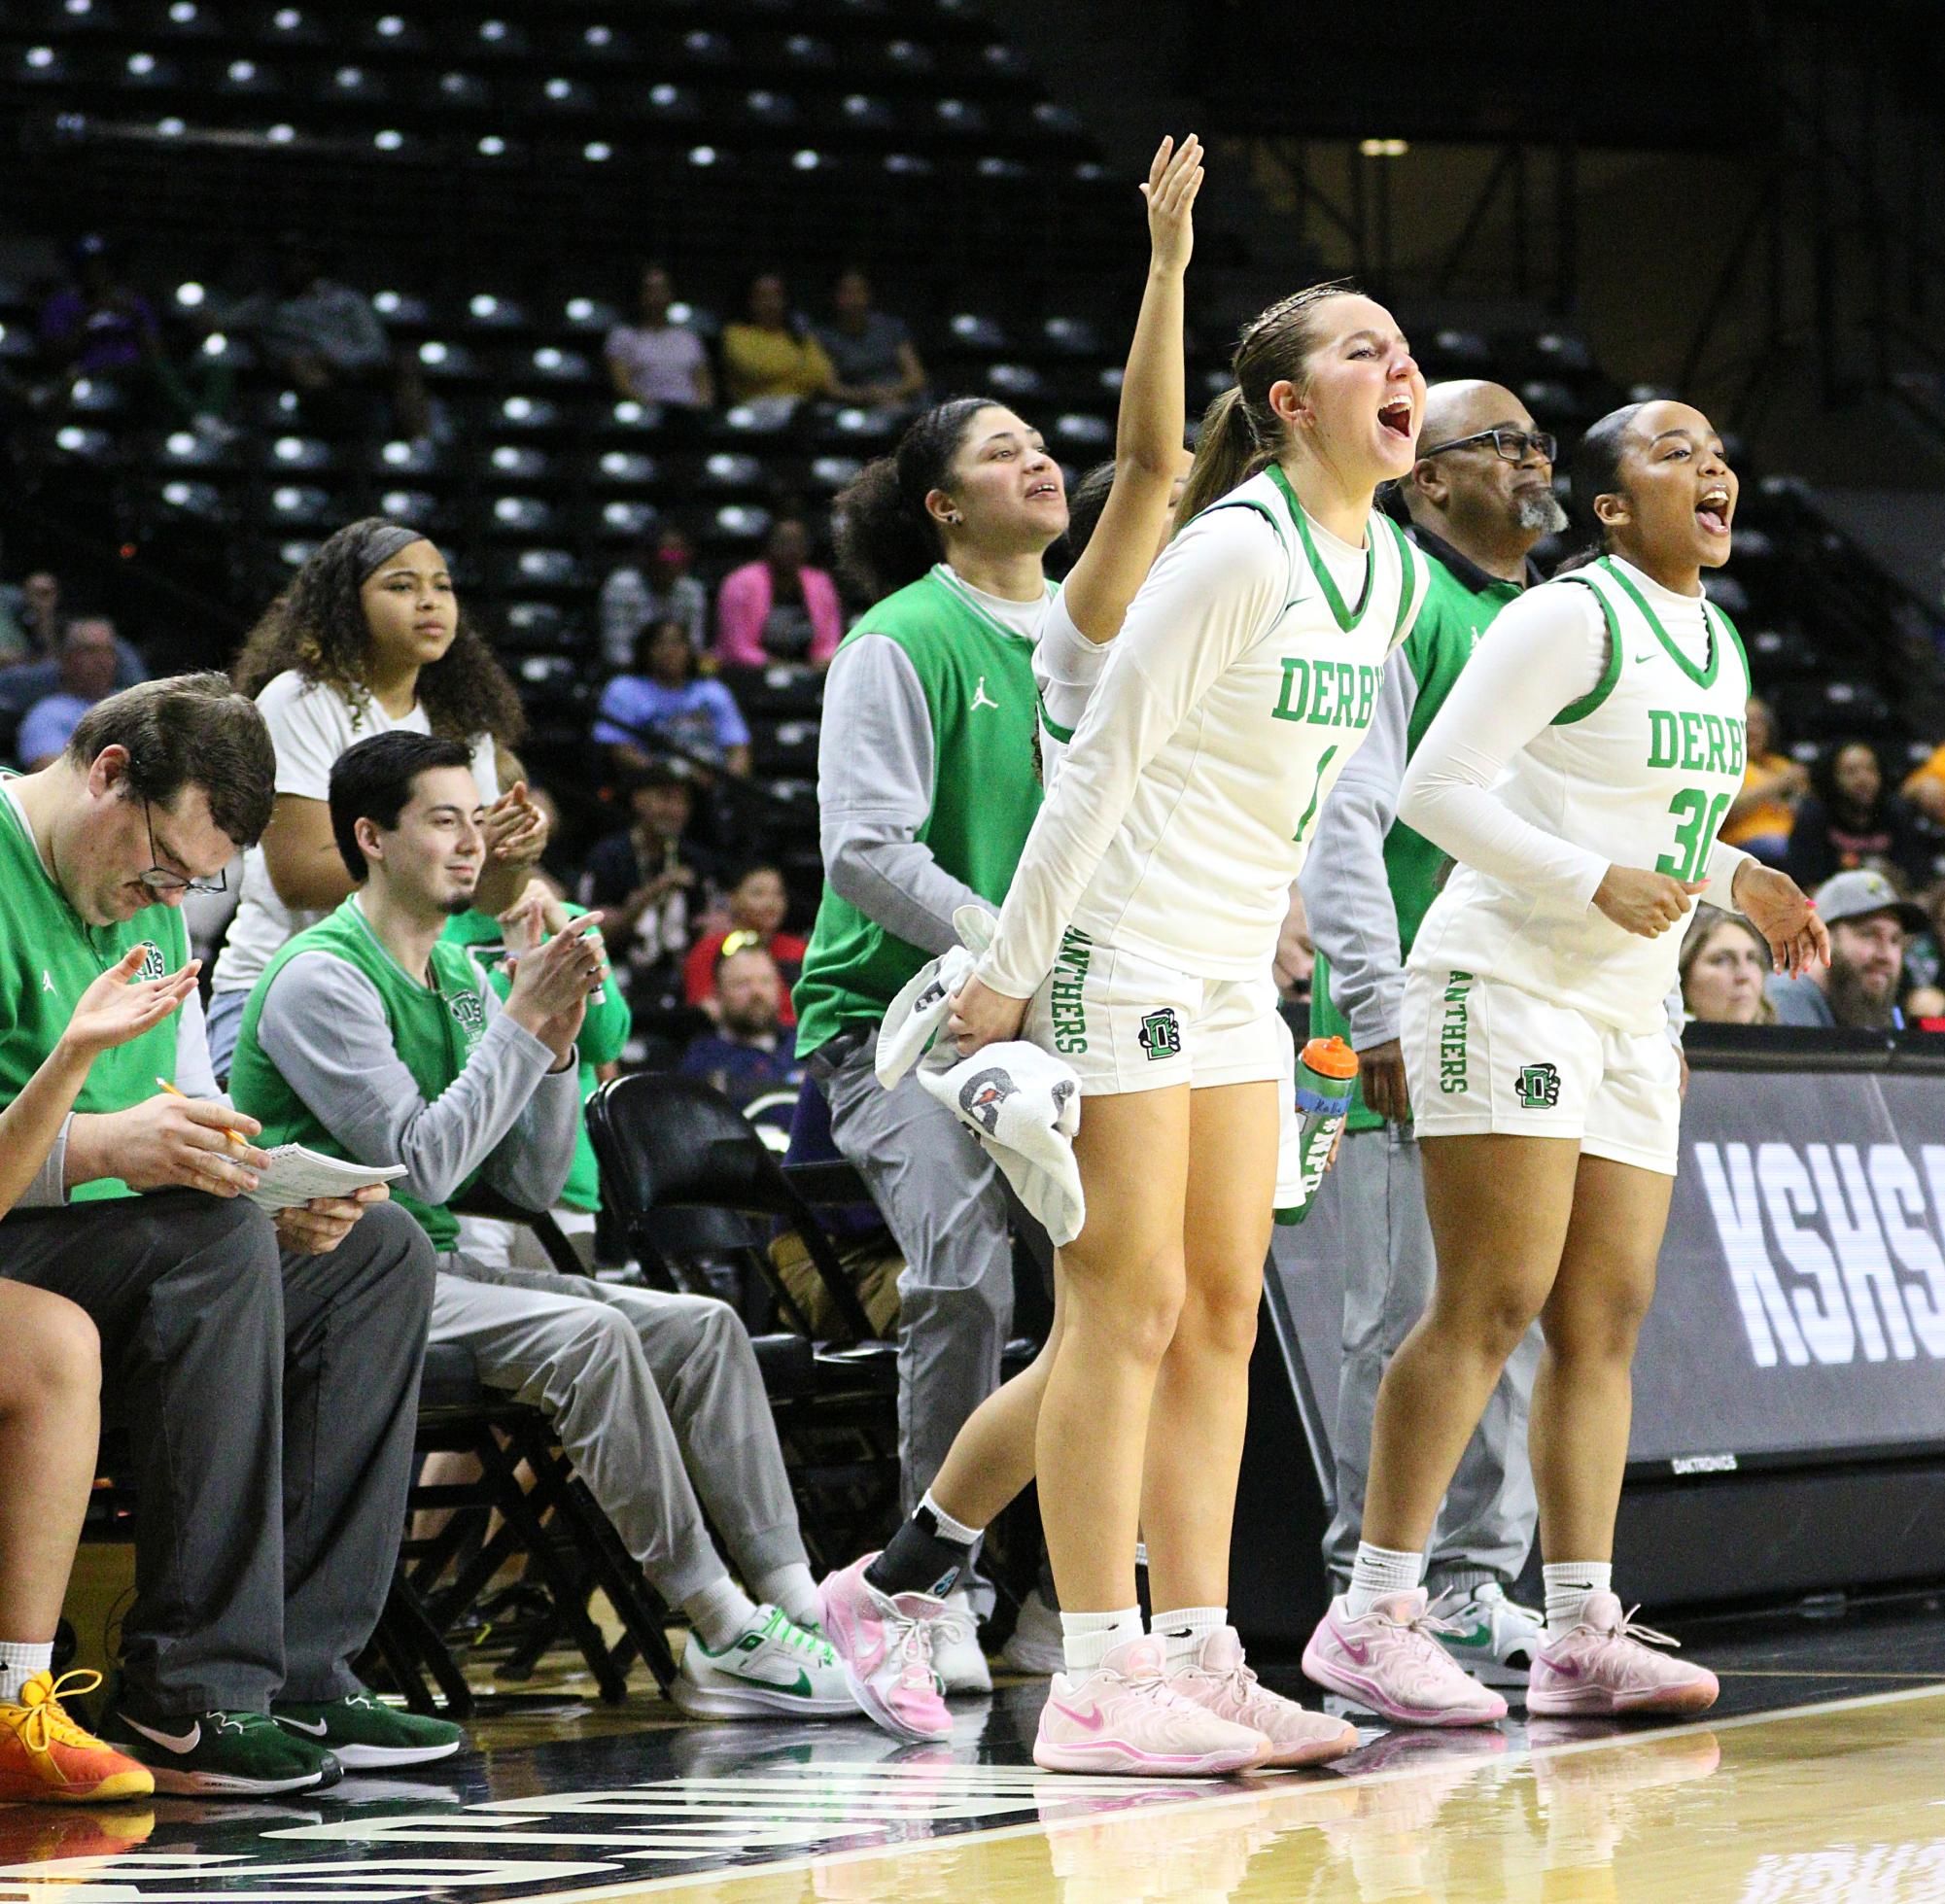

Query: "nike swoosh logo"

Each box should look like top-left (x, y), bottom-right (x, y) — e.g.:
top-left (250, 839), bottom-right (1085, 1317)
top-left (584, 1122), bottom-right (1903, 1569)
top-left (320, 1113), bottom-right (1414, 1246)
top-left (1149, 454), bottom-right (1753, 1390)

top-left (1327, 1618), bottom-right (1370, 1666)
top-left (1547, 1657), bottom-right (1583, 1679)
top-left (278, 1715), bottom-right (330, 1736)
top-left (1442, 1626), bottom-right (1493, 1649)
top-left (1633, 652), bottom-right (1656, 664)
top-left (122, 1715), bottom-right (201, 1753)
top-left (1051, 1700), bottom-right (1107, 1733)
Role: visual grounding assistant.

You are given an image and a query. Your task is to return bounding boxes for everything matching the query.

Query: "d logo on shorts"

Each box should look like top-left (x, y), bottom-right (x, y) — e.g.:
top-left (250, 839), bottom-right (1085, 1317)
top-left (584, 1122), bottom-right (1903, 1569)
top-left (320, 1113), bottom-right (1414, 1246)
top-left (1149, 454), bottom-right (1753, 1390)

top-left (1516, 1062), bottom-right (1562, 1110)
top-left (1138, 1008), bottom-right (1182, 1062)
top-left (959, 1066), bottom-right (1017, 1134)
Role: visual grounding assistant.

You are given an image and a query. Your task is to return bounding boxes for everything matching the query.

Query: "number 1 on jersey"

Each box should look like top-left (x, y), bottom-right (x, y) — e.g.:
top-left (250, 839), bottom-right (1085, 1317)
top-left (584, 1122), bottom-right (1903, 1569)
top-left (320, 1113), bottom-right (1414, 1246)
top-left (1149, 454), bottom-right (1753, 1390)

top-left (1656, 787), bottom-right (1733, 883)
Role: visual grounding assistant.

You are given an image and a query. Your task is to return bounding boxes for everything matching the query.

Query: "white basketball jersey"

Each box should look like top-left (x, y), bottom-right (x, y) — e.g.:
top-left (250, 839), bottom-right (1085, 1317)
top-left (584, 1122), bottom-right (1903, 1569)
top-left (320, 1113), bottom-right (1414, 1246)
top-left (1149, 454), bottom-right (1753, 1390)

top-left (1409, 557), bottom-right (1752, 1034)
top-left (1064, 465), bottom-right (1428, 978)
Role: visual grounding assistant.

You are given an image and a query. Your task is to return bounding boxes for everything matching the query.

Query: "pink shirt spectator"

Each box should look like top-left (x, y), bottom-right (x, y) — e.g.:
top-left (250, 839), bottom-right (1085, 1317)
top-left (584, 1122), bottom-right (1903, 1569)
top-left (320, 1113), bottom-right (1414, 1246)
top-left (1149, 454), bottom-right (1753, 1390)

top-left (714, 558), bottom-right (845, 668)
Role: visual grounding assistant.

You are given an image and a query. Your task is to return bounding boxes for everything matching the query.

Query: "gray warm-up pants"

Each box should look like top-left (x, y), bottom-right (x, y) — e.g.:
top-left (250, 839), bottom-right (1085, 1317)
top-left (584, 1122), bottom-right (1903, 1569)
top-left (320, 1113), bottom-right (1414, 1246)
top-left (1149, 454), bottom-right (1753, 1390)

top-left (0, 1191), bottom-right (435, 1714)
top-left (429, 1257), bottom-right (808, 1609)
top-left (1322, 1124), bottom-right (1542, 1595)
top-left (815, 1029), bottom-right (1018, 1516)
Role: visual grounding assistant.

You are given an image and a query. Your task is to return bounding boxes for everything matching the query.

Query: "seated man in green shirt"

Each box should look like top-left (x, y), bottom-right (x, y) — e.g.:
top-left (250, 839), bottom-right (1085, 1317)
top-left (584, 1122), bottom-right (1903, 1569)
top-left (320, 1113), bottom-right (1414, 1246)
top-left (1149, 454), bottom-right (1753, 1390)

top-left (231, 732), bottom-right (856, 1721)
top-left (0, 675), bottom-right (450, 1797)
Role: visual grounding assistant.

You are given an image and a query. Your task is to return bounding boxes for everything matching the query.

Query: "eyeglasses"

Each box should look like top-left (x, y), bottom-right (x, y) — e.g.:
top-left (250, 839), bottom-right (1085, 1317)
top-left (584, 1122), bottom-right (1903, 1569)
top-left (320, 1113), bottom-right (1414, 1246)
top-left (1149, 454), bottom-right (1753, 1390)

top-left (1419, 427), bottom-right (1558, 466)
top-left (136, 795), bottom-right (228, 896)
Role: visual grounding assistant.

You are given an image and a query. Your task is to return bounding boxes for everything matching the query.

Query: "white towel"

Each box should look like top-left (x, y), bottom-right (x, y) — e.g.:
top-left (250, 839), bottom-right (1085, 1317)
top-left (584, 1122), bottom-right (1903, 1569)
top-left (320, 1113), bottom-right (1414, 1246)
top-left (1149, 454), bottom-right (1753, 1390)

top-left (876, 909), bottom-right (1087, 1247)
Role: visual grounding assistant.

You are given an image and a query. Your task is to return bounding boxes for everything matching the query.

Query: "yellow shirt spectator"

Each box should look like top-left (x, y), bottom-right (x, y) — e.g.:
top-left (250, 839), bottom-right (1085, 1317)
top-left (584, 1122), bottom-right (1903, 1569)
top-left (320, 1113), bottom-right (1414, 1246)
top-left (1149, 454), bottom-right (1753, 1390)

top-left (721, 271), bottom-right (834, 405)
top-left (1902, 739), bottom-right (1945, 825)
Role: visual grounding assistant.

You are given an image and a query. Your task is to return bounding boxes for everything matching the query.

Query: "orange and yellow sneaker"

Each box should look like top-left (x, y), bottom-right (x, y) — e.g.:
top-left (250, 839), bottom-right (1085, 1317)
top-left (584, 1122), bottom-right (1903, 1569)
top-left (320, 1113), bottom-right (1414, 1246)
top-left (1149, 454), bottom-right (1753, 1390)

top-left (0, 1670), bottom-right (155, 1803)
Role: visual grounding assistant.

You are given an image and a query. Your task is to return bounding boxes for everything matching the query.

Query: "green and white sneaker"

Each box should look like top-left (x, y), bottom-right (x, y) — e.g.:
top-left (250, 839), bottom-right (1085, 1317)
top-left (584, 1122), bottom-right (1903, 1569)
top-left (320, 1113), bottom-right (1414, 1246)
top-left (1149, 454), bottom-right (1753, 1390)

top-left (101, 1702), bottom-right (341, 1796)
top-left (272, 1688), bottom-right (466, 1767)
top-left (673, 1605), bottom-right (860, 1719)
top-left (1433, 1581), bottom-right (1545, 1687)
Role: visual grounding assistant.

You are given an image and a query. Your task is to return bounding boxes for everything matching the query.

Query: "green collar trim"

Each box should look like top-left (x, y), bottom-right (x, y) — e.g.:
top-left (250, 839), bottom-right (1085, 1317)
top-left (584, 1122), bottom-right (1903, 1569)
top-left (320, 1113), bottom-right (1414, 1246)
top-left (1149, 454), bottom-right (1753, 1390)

top-left (1602, 557), bottom-right (1721, 690)
top-left (1268, 466), bottom-right (1374, 631)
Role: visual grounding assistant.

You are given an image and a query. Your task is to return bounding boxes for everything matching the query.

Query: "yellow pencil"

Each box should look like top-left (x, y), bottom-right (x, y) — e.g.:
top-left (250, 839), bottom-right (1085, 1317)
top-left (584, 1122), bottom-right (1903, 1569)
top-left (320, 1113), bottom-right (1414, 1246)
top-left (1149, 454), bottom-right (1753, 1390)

top-left (156, 1075), bottom-right (252, 1152)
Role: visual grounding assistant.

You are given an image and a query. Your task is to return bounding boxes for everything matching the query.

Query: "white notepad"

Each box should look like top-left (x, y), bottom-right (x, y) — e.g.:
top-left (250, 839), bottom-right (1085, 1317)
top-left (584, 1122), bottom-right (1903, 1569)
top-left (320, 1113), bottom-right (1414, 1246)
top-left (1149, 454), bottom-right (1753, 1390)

top-left (244, 1145), bottom-right (409, 1212)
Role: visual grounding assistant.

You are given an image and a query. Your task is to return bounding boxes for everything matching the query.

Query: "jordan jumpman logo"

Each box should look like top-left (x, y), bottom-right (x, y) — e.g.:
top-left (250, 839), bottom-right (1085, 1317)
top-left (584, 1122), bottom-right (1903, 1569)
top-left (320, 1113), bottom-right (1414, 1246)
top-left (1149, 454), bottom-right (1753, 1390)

top-left (971, 675), bottom-right (998, 711)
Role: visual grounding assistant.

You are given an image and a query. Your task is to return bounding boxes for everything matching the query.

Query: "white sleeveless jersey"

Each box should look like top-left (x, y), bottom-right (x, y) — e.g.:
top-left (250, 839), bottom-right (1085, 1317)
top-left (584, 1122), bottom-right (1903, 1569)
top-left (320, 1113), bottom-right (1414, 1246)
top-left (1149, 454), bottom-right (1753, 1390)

top-left (980, 465), bottom-right (1428, 993)
top-left (1409, 556), bottom-right (1752, 1033)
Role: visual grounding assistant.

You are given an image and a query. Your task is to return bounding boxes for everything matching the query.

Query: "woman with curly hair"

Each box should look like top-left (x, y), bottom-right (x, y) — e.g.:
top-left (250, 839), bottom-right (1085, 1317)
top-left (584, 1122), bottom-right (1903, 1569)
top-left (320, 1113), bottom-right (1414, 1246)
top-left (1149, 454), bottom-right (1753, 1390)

top-left (205, 519), bottom-right (544, 1076)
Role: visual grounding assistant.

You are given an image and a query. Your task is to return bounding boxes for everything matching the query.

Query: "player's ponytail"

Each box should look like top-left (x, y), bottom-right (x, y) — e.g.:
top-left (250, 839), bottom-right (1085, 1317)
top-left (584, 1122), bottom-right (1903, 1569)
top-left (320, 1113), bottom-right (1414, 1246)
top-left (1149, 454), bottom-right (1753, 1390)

top-left (1560, 400), bottom-right (1647, 571)
top-left (834, 395), bottom-right (999, 602)
top-left (1174, 279), bottom-right (1360, 532)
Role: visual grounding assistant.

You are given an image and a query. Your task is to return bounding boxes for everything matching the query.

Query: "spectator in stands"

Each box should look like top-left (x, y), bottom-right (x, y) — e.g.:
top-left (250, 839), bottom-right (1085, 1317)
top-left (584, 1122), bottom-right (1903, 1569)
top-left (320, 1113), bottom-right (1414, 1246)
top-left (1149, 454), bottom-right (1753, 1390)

top-left (1720, 696), bottom-right (1806, 863)
top-left (679, 944), bottom-right (803, 1108)
top-left (0, 928), bottom-right (217, 1806)
top-left (209, 519), bottom-right (544, 1077)
top-left (38, 234), bottom-right (227, 432)
top-left (1783, 737), bottom-right (1935, 890)
top-left (599, 524), bottom-right (709, 670)
top-left (815, 269), bottom-right (927, 413)
top-left (1901, 881), bottom-right (1945, 1013)
top-left (17, 617), bottom-right (120, 769)
top-left (604, 262), bottom-right (713, 413)
top-left (230, 732), bottom-right (851, 1718)
top-left (686, 865), bottom-right (806, 1025)
top-left (231, 239), bottom-right (429, 439)
top-left (0, 607), bottom-right (146, 730)
top-left (715, 518), bottom-right (845, 670)
top-left (596, 618), bottom-right (751, 780)
top-left (1903, 736), bottom-right (1945, 826)
top-left (580, 766), bottom-right (728, 1015)
top-left (1679, 906), bottom-right (1776, 1024)
top-left (720, 272), bottom-right (834, 413)
top-left (0, 675), bottom-right (449, 1794)
top-left (16, 572), bottom-right (63, 658)
top-left (1766, 869), bottom-right (1926, 1028)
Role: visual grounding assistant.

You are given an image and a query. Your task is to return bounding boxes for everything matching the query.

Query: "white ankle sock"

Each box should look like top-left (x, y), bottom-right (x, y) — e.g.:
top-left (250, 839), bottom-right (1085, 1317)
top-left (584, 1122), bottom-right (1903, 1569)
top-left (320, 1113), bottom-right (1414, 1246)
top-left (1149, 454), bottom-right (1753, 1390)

top-left (1150, 1606), bottom-right (1227, 1675)
top-left (681, 1575), bottom-right (760, 1651)
top-left (920, 1489), bottom-right (983, 1549)
top-left (1059, 1608), bottom-right (1142, 1676)
top-left (0, 1641), bottom-right (52, 1705)
top-left (1347, 1542), bottom-right (1425, 1619)
top-left (749, 1563), bottom-right (821, 1634)
top-left (1544, 1562), bottom-right (1612, 1635)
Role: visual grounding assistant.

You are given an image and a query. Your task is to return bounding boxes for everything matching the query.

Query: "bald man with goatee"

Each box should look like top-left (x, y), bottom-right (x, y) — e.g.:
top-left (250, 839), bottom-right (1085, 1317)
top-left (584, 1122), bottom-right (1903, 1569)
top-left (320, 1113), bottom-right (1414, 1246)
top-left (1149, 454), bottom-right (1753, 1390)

top-left (1301, 382), bottom-right (1567, 1687)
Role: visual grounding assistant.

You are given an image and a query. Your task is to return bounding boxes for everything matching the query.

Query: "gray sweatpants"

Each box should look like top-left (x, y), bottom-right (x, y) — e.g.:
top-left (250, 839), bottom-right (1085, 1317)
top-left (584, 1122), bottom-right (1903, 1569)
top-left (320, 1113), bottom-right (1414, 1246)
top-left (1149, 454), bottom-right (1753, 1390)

top-left (1322, 1124), bottom-right (1542, 1596)
top-left (430, 1257), bottom-right (807, 1608)
top-left (0, 1191), bottom-right (434, 1714)
top-left (816, 1032), bottom-right (1016, 1515)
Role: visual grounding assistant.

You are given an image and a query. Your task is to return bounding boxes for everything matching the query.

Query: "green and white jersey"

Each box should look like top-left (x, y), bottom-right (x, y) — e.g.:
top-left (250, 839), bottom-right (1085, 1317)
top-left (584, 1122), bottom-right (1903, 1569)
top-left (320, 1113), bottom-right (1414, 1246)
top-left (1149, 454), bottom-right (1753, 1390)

top-left (0, 777), bottom-right (190, 1202)
top-left (1404, 554), bottom-right (1754, 1035)
top-left (793, 564), bottom-right (1051, 1055)
top-left (979, 465), bottom-right (1428, 996)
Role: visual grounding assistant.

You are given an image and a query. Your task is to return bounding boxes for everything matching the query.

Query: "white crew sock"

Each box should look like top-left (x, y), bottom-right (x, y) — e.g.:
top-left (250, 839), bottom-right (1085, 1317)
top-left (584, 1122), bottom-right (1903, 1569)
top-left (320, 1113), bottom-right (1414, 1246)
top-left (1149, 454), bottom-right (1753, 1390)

top-left (681, 1575), bottom-right (760, 1651)
top-left (1347, 1542), bottom-right (1425, 1619)
top-left (1059, 1608), bottom-right (1143, 1676)
top-left (0, 1641), bottom-right (53, 1705)
top-left (1149, 1606), bottom-right (1228, 1675)
top-left (749, 1562), bottom-right (822, 1634)
top-left (1544, 1561), bottom-right (1612, 1635)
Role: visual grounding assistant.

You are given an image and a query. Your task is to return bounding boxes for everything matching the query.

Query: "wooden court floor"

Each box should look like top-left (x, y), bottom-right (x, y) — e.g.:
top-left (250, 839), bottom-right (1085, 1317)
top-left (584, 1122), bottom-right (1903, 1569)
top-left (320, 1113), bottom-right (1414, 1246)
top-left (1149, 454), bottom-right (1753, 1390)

top-left (5, 1603), bottom-right (1944, 1904)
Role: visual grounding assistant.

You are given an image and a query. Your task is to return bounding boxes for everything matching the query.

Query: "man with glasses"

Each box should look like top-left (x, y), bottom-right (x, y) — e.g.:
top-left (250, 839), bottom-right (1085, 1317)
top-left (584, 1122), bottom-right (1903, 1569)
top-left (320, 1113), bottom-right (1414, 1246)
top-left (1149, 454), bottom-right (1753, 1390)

top-left (1301, 383), bottom-right (1568, 1686)
top-left (0, 675), bottom-right (450, 1795)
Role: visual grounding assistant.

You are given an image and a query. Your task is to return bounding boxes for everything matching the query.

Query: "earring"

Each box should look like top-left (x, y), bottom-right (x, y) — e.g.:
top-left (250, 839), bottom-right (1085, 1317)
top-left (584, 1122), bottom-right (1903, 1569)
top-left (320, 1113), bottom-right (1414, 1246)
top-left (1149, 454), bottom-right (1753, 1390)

top-left (946, 512), bottom-right (963, 525)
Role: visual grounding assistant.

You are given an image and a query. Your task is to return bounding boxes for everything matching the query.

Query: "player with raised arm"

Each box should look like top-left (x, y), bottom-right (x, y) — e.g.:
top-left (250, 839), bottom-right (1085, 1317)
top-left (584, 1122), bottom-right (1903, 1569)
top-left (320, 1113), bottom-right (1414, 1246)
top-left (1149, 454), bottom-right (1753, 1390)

top-left (808, 136), bottom-right (1215, 1741)
top-left (1302, 399), bottom-right (1826, 1724)
top-left (949, 283), bottom-right (1429, 1775)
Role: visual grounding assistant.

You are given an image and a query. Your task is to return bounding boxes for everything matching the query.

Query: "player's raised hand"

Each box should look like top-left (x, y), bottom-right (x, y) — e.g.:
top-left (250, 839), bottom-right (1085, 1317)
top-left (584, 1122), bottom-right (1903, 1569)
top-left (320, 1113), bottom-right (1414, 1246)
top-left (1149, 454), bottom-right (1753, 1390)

top-left (1730, 861), bottom-right (1831, 978)
top-left (1140, 133), bottom-right (1202, 276)
top-left (1592, 865), bottom-right (1706, 940)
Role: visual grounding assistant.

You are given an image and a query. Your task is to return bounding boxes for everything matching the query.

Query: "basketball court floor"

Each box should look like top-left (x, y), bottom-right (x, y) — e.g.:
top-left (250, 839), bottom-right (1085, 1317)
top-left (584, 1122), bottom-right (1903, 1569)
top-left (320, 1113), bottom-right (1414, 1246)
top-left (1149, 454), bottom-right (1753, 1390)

top-left (7, 1595), bottom-right (1944, 1904)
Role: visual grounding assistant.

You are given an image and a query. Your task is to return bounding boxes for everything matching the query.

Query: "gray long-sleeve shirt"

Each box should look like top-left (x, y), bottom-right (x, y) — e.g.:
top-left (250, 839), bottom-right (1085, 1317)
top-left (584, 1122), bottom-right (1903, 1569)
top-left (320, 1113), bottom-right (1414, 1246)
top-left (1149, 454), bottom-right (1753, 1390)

top-left (253, 950), bottom-right (580, 1219)
top-left (816, 633), bottom-right (986, 958)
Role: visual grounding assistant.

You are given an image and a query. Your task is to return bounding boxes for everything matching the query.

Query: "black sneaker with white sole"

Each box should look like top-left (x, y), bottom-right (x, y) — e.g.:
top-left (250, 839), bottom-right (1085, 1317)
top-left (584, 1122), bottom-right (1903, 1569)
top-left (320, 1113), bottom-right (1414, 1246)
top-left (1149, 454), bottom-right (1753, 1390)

top-left (99, 1703), bottom-right (341, 1796)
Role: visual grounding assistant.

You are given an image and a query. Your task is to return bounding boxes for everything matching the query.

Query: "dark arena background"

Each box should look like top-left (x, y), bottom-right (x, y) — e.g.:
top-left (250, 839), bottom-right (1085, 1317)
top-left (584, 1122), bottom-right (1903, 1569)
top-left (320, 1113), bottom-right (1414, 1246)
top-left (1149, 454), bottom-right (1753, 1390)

top-left (3, 0), bottom-right (1945, 1898)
